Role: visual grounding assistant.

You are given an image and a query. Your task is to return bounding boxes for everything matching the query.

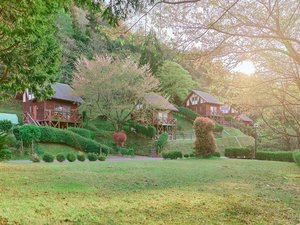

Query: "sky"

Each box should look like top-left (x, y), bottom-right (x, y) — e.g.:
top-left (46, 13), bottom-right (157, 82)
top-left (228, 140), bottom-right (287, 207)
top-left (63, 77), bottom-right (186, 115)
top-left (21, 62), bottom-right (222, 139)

top-left (233, 61), bottom-right (256, 75)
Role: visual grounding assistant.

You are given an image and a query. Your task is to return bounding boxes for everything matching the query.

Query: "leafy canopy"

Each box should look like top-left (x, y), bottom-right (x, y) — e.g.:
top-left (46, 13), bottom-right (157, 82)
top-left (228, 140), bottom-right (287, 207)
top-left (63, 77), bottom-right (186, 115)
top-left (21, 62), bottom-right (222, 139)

top-left (156, 60), bottom-right (195, 103)
top-left (73, 55), bottom-right (159, 130)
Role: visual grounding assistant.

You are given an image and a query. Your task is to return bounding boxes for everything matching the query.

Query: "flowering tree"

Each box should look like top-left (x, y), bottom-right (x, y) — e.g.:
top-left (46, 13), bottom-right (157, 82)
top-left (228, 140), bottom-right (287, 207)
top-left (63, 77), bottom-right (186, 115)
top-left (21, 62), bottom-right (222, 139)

top-left (73, 55), bottom-right (159, 130)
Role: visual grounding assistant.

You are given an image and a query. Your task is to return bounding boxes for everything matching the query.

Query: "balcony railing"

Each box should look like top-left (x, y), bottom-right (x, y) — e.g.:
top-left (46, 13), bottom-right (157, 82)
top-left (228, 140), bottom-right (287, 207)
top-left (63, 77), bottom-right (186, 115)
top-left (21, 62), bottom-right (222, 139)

top-left (44, 109), bottom-right (82, 123)
top-left (153, 118), bottom-right (177, 125)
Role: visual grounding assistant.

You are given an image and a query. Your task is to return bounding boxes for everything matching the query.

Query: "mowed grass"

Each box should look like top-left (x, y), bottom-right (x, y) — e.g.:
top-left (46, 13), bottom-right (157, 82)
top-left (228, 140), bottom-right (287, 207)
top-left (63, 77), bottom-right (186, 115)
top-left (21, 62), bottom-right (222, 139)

top-left (0, 159), bottom-right (299, 225)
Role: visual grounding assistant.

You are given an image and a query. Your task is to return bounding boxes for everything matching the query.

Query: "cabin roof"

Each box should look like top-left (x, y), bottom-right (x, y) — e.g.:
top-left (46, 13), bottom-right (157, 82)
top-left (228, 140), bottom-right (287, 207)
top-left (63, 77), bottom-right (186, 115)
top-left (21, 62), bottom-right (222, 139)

top-left (238, 114), bottom-right (253, 122)
top-left (52, 83), bottom-right (83, 103)
top-left (0, 113), bottom-right (19, 124)
top-left (144, 93), bottom-right (178, 112)
top-left (192, 90), bottom-right (222, 104)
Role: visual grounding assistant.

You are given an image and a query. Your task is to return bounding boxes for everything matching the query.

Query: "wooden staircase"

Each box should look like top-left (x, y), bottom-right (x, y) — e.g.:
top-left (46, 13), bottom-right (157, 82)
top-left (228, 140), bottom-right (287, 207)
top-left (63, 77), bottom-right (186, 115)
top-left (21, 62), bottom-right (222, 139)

top-left (149, 148), bottom-right (158, 157)
top-left (24, 113), bottom-right (41, 126)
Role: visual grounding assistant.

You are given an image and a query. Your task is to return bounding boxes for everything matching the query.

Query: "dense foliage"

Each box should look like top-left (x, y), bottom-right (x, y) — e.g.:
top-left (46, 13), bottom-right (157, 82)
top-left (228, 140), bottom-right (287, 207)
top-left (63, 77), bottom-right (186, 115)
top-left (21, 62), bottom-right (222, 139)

top-left (156, 60), bottom-right (195, 104)
top-left (0, 149), bottom-right (12, 161)
top-left (124, 121), bottom-right (156, 138)
top-left (256, 151), bottom-right (294, 162)
top-left (19, 125), bottom-right (41, 147)
top-left (38, 126), bottom-right (109, 154)
top-left (293, 151), bottom-right (300, 167)
top-left (156, 132), bottom-right (168, 151)
top-left (176, 106), bottom-right (198, 122)
top-left (193, 117), bottom-right (216, 157)
top-left (119, 147), bottom-right (135, 156)
top-left (0, 131), bottom-right (7, 150)
top-left (68, 127), bottom-right (95, 139)
top-left (0, 120), bottom-right (13, 133)
top-left (224, 147), bottom-right (254, 159)
top-left (162, 151), bottom-right (183, 160)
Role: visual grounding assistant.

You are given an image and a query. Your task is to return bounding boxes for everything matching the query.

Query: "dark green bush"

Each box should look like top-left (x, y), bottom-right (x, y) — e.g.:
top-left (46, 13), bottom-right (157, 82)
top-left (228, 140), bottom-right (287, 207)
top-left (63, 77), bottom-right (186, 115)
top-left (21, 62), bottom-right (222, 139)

top-left (6, 134), bottom-right (17, 147)
top-left (12, 126), bottom-right (21, 141)
top-left (189, 153), bottom-right (195, 158)
top-left (98, 155), bottom-right (106, 161)
top-left (256, 151), bottom-right (294, 162)
top-left (42, 153), bottom-right (54, 163)
top-left (0, 120), bottom-right (13, 133)
top-left (77, 153), bottom-right (86, 162)
top-left (56, 153), bottom-right (65, 162)
top-left (87, 152), bottom-right (98, 161)
top-left (184, 154), bottom-right (189, 158)
top-left (125, 121), bottom-right (156, 138)
top-left (156, 132), bottom-right (168, 151)
top-left (67, 152), bottom-right (76, 162)
top-left (19, 125), bottom-right (41, 147)
top-left (293, 151), bottom-right (300, 167)
top-left (39, 126), bottom-right (110, 155)
top-left (68, 127), bottom-right (96, 139)
top-left (176, 106), bottom-right (198, 122)
top-left (162, 151), bottom-right (183, 160)
top-left (119, 147), bottom-right (135, 156)
top-left (212, 152), bottom-right (221, 157)
top-left (224, 147), bottom-right (253, 159)
top-left (0, 148), bottom-right (12, 161)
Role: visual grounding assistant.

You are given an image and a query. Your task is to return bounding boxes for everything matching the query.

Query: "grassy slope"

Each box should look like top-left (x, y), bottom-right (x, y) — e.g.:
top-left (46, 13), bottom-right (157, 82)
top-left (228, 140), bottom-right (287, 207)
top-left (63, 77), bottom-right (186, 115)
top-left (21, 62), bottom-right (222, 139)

top-left (86, 119), bottom-right (154, 156)
top-left (0, 159), bottom-right (299, 224)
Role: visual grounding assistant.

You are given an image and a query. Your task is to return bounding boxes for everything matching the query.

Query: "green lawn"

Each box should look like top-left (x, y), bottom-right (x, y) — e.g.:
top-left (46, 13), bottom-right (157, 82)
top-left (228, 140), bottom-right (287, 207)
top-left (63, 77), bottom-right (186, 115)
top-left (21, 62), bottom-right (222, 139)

top-left (0, 159), bottom-right (299, 224)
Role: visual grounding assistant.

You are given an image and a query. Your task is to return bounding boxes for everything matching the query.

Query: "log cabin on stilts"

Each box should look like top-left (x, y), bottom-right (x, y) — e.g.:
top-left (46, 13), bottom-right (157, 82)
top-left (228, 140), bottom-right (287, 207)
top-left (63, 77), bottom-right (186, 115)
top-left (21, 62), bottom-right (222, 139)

top-left (22, 83), bottom-right (83, 128)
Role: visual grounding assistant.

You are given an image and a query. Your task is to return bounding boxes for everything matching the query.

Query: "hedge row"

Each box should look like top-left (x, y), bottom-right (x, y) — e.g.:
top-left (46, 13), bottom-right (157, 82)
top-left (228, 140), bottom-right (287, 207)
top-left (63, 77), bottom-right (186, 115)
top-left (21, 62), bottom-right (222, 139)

top-left (256, 151), bottom-right (294, 162)
top-left (176, 106), bottom-right (198, 122)
top-left (162, 151), bottom-right (183, 160)
top-left (224, 147), bottom-right (253, 159)
top-left (38, 126), bottom-right (109, 155)
top-left (68, 127), bottom-right (96, 139)
top-left (125, 121), bottom-right (156, 138)
top-left (293, 151), bottom-right (300, 167)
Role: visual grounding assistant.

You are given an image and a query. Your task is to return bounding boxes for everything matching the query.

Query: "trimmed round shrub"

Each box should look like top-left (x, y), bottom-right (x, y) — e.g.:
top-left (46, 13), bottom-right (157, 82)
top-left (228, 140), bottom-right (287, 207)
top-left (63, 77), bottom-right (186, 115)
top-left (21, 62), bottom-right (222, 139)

top-left (77, 154), bottom-right (86, 162)
top-left (119, 147), bottom-right (135, 156)
top-left (56, 153), bottom-right (65, 162)
top-left (193, 117), bottom-right (216, 157)
top-left (43, 153), bottom-right (54, 163)
top-left (0, 148), bottom-right (12, 161)
top-left (87, 152), bottom-right (98, 161)
top-left (31, 154), bottom-right (40, 163)
top-left (98, 155), bottom-right (106, 161)
top-left (184, 154), bottom-right (189, 158)
top-left (66, 152), bottom-right (76, 162)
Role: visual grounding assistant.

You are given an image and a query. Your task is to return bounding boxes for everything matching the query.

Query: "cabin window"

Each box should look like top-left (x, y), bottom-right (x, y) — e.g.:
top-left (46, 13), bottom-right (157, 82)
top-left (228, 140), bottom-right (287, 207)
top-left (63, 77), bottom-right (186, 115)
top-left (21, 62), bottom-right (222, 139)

top-left (210, 106), bottom-right (217, 115)
top-left (55, 105), bottom-right (71, 113)
top-left (191, 96), bottom-right (198, 105)
top-left (158, 112), bottom-right (168, 120)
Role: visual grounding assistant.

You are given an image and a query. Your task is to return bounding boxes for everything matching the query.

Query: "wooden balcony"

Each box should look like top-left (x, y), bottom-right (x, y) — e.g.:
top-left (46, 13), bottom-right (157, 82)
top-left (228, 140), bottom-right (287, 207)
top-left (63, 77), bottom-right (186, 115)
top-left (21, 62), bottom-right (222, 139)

top-left (43, 109), bottom-right (82, 123)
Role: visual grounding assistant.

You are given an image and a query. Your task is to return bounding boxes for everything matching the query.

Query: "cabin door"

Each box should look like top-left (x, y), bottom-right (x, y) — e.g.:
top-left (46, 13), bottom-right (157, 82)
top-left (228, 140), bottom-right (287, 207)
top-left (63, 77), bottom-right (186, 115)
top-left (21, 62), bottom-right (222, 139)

top-left (32, 105), bottom-right (37, 120)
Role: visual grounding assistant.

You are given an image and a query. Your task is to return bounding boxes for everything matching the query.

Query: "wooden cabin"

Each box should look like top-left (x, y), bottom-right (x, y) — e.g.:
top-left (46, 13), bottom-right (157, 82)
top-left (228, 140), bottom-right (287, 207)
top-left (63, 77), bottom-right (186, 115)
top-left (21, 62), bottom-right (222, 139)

top-left (237, 114), bottom-right (253, 126)
top-left (22, 83), bottom-right (83, 128)
top-left (142, 93), bottom-right (178, 139)
top-left (184, 90), bottom-right (224, 124)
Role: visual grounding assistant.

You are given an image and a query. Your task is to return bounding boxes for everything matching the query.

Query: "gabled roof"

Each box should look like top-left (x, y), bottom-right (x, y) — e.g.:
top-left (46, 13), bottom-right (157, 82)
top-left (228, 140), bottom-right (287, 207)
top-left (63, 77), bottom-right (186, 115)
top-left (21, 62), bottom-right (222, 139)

top-left (238, 114), bottom-right (253, 122)
top-left (192, 90), bottom-right (222, 104)
top-left (144, 93), bottom-right (178, 112)
top-left (52, 83), bottom-right (83, 103)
